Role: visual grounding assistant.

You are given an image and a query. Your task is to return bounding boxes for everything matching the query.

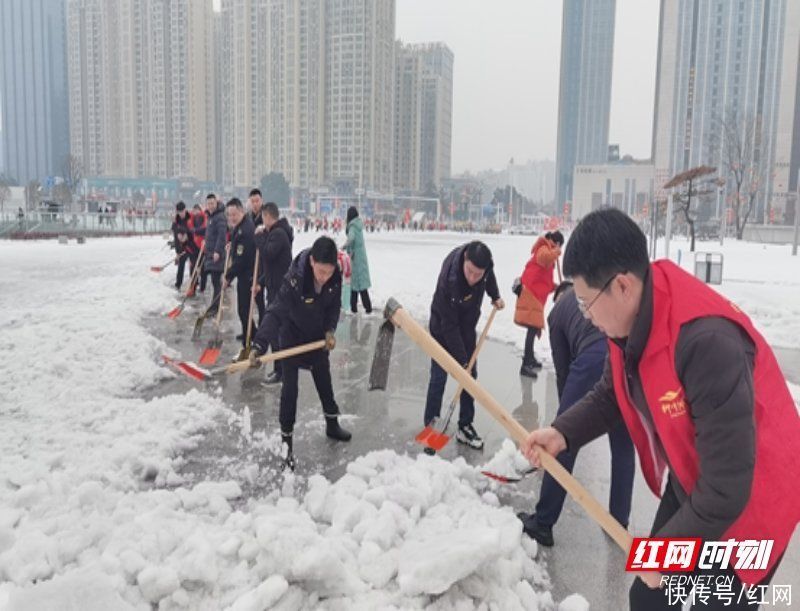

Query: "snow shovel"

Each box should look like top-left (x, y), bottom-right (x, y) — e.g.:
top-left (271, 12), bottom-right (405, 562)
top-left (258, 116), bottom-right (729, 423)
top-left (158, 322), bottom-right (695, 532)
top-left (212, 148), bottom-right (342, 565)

top-left (151, 252), bottom-right (184, 272)
top-left (164, 340), bottom-right (326, 382)
top-left (480, 467), bottom-right (537, 484)
top-left (415, 306), bottom-right (498, 452)
top-left (166, 252), bottom-right (204, 319)
top-left (198, 253), bottom-right (231, 365)
top-left (235, 253), bottom-right (260, 362)
top-left (370, 298), bottom-right (634, 555)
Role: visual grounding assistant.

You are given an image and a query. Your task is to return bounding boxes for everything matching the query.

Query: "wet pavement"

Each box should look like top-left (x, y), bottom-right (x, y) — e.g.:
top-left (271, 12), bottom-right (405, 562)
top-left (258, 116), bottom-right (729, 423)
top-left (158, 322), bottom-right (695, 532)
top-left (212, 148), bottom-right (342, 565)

top-left (147, 297), bottom-right (800, 609)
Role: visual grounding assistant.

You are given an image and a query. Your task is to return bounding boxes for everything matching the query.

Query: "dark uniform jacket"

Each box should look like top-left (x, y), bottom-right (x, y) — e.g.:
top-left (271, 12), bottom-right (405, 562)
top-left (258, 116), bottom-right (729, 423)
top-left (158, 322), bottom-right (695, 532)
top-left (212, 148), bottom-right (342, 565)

top-left (258, 217), bottom-right (294, 300)
top-left (224, 214), bottom-right (256, 283)
top-left (203, 206), bottom-right (228, 272)
top-left (429, 244), bottom-right (500, 366)
top-left (552, 269), bottom-right (756, 541)
top-left (547, 287), bottom-right (605, 398)
top-left (252, 249), bottom-right (341, 353)
top-left (171, 214), bottom-right (197, 256)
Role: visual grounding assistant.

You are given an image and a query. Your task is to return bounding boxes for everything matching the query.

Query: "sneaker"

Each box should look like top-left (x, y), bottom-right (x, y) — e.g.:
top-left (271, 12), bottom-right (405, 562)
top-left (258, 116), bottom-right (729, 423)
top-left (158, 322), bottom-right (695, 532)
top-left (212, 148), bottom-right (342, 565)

top-left (520, 363), bottom-right (538, 378)
top-left (264, 371), bottom-right (282, 385)
top-left (326, 418), bottom-right (352, 442)
top-left (423, 447), bottom-right (436, 456)
top-left (456, 424), bottom-right (484, 449)
top-left (516, 512), bottom-right (554, 547)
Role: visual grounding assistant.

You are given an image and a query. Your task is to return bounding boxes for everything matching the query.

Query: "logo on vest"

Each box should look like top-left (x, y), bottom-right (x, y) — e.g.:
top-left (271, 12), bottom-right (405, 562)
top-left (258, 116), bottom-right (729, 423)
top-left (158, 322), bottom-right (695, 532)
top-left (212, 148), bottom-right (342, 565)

top-left (659, 389), bottom-right (687, 418)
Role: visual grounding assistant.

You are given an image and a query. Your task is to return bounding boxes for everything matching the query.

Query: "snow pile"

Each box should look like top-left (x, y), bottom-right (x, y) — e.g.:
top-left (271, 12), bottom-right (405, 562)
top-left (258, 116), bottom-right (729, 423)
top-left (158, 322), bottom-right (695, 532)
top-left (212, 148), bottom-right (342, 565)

top-left (478, 439), bottom-right (534, 482)
top-left (0, 237), bottom-right (563, 609)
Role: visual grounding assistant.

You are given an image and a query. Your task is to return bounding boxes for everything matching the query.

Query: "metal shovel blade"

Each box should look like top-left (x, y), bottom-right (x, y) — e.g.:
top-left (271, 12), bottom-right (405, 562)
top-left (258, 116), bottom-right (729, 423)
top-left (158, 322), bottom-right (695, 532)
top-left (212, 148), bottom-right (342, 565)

top-left (191, 313), bottom-right (206, 340)
top-left (368, 319), bottom-right (395, 390)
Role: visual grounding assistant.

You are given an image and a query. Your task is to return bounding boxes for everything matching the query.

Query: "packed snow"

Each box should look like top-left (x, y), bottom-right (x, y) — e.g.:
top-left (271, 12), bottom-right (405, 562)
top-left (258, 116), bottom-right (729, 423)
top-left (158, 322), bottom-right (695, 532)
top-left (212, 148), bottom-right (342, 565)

top-left (1, 229), bottom-right (798, 609)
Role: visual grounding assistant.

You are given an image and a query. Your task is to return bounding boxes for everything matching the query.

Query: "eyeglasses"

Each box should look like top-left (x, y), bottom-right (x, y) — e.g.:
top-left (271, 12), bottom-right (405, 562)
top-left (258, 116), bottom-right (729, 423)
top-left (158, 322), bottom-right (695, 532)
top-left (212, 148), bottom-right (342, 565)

top-left (577, 273), bottom-right (619, 316)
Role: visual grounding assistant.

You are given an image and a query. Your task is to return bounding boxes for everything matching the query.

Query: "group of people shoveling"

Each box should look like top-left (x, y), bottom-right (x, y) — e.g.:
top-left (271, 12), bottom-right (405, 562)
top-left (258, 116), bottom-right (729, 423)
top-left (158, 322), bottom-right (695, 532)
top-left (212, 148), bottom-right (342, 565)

top-left (161, 203), bottom-right (798, 609)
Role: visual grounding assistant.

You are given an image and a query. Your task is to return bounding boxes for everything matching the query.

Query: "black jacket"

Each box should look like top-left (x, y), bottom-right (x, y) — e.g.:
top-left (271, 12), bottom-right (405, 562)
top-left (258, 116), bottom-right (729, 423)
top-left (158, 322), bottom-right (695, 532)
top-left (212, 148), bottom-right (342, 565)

top-left (252, 249), bottom-right (341, 353)
top-left (171, 213), bottom-right (196, 255)
top-left (552, 269), bottom-right (756, 542)
top-left (429, 244), bottom-right (500, 366)
top-left (258, 217), bottom-right (294, 299)
top-left (225, 214), bottom-right (256, 282)
top-left (547, 287), bottom-right (606, 398)
top-left (203, 206), bottom-right (227, 272)
top-left (250, 209), bottom-right (263, 229)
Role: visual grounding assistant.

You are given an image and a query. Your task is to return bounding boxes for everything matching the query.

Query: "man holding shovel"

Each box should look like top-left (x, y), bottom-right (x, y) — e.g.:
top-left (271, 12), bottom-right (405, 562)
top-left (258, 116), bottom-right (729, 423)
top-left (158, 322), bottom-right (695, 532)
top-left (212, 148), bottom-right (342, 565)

top-left (423, 241), bottom-right (504, 451)
top-left (202, 194), bottom-right (227, 316)
top-left (249, 236), bottom-right (351, 471)
top-left (522, 208), bottom-right (799, 607)
top-left (223, 198), bottom-right (256, 348)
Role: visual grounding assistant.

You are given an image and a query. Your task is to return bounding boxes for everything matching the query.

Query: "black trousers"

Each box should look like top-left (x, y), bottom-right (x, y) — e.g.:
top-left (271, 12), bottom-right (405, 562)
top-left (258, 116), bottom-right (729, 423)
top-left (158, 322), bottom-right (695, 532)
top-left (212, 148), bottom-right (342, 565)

top-left (629, 480), bottom-right (784, 610)
top-left (266, 286), bottom-right (282, 375)
top-left (175, 252), bottom-right (197, 289)
top-left (207, 271), bottom-right (222, 314)
top-left (350, 289), bottom-right (372, 313)
top-left (235, 276), bottom-right (254, 346)
top-left (255, 288), bottom-right (266, 327)
top-left (279, 350), bottom-right (339, 433)
top-left (523, 327), bottom-right (540, 365)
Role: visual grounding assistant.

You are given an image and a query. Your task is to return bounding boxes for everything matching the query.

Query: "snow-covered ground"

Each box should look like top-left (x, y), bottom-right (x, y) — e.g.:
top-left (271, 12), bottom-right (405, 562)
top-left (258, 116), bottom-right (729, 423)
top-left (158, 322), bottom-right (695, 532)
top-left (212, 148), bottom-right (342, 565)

top-left (0, 230), bottom-right (797, 609)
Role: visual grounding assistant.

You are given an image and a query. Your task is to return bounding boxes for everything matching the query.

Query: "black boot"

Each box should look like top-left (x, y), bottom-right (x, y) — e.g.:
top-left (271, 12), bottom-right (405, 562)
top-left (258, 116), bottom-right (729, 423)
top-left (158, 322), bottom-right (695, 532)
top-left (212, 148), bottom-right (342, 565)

top-left (520, 362), bottom-right (538, 378)
top-left (516, 512), bottom-right (554, 547)
top-left (326, 417), bottom-right (352, 442)
top-left (281, 431), bottom-right (296, 472)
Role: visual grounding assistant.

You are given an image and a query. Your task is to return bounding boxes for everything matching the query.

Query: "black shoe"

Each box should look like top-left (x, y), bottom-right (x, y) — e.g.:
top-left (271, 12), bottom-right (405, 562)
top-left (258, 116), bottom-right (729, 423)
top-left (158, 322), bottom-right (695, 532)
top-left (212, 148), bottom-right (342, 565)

top-left (423, 447), bottom-right (436, 456)
top-left (264, 371), bottom-right (282, 385)
top-left (530, 357), bottom-right (543, 369)
top-left (520, 363), bottom-right (538, 378)
top-left (235, 333), bottom-right (244, 341)
top-left (281, 432), bottom-right (295, 471)
top-left (517, 512), bottom-right (554, 547)
top-left (326, 418), bottom-right (352, 442)
top-left (456, 424), bottom-right (484, 449)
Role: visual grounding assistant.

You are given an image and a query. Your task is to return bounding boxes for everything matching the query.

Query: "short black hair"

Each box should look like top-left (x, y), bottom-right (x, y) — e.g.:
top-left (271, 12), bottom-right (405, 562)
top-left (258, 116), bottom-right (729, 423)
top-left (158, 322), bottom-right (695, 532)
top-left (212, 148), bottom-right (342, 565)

top-left (563, 208), bottom-right (649, 288)
top-left (464, 241), bottom-right (493, 270)
top-left (176, 201), bottom-right (186, 211)
top-left (262, 202), bottom-right (279, 219)
top-left (310, 236), bottom-right (338, 265)
top-left (553, 280), bottom-right (574, 302)
top-left (225, 197), bottom-right (243, 209)
top-left (249, 188), bottom-right (262, 198)
top-left (546, 230), bottom-right (564, 246)
top-left (206, 193), bottom-right (216, 200)
top-left (192, 203), bottom-right (202, 211)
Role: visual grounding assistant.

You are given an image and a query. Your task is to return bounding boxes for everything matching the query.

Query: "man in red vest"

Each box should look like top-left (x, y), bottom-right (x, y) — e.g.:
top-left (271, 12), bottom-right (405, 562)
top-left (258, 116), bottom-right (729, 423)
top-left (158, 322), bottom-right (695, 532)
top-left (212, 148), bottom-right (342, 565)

top-left (522, 208), bottom-right (799, 609)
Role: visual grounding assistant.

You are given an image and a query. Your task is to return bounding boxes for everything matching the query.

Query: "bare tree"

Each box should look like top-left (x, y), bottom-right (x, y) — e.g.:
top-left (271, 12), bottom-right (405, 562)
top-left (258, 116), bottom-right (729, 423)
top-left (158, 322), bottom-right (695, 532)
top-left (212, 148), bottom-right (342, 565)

top-left (25, 180), bottom-right (42, 211)
top-left (708, 110), bottom-right (769, 239)
top-left (0, 179), bottom-right (10, 214)
top-left (664, 166), bottom-right (717, 252)
top-left (61, 154), bottom-right (83, 211)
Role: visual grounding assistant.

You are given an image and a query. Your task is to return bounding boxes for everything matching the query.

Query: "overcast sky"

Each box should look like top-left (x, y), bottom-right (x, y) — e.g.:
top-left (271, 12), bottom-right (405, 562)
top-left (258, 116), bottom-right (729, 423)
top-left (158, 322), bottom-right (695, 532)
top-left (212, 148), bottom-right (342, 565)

top-left (396, 0), bottom-right (660, 173)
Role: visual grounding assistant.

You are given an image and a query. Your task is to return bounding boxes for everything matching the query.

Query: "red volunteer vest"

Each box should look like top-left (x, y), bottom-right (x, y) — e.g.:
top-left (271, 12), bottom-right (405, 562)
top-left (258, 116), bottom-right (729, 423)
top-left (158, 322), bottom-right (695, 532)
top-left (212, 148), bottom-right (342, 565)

top-left (608, 260), bottom-right (799, 584)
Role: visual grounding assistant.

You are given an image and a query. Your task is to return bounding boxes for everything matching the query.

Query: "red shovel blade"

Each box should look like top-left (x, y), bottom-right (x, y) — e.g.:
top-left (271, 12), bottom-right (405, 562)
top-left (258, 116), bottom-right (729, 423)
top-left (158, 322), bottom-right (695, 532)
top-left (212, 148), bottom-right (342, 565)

top-left (198, 347), bottom-right (221, 366)
top-left (186, 286), bottom-right (196, 298)
top-left (162, 356), bottom-right (209, 381)
top-left (166, 304), bottom-right (184, 319)
top-left (414, 424), bottom-right (450, 451)
top-left (150, 265), bottom-right (164, 272)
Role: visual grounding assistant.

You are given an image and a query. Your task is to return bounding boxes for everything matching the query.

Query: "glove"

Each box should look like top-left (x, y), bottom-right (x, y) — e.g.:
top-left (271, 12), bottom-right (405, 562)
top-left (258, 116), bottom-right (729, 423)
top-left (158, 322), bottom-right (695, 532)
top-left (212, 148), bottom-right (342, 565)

top-left (248, 348), bottom-right (263, 368)
top-left (325, 331), bottom-right (336, 351)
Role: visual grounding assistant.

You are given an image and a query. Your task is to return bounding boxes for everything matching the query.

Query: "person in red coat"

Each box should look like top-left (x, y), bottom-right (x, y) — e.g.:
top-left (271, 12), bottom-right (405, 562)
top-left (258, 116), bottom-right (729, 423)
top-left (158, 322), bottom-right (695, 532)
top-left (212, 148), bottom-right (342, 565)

top-left (522, 209), bottom-right (799, 608)
top-left (514, 231), bottom-right (563, 377)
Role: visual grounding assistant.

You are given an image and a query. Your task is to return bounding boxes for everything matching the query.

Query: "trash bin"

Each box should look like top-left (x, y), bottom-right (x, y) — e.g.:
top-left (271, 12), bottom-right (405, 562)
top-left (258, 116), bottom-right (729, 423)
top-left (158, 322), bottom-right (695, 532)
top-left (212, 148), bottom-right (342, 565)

top-left (694, 252), bottom-right (723, 285)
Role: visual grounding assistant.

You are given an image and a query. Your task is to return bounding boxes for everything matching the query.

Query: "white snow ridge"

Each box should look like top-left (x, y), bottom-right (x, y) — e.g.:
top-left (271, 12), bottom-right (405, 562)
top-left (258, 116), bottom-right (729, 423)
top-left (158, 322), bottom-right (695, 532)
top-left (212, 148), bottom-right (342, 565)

top-left (0, 237), bottom-right (563, 609)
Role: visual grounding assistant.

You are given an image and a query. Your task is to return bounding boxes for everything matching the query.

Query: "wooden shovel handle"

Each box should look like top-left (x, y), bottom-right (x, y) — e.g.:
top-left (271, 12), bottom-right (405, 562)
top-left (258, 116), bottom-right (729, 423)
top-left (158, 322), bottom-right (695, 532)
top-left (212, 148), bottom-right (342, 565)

top-left (215, 252), bottom-right (231, 326)
top-left (185, 251), bottom-right (205, 295)
top-left (556, 258), bottom-right (563, 284)
top-left (389, 303), bottom-right (632, 554)
top-left (451, 305), bottom-right (498, 405)
top-left (245, 254), bottom-right (260, 348)
top-left (223, 340), bottom-right (327, 374)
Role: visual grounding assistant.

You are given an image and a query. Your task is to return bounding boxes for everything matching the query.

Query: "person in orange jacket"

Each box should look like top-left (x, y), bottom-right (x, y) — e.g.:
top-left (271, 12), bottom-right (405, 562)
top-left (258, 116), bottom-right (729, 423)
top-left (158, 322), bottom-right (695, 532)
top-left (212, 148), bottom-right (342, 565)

top-left (522, 209), bottom-right (799, 608)
top-left (514, 230), bottom-right (564, 377)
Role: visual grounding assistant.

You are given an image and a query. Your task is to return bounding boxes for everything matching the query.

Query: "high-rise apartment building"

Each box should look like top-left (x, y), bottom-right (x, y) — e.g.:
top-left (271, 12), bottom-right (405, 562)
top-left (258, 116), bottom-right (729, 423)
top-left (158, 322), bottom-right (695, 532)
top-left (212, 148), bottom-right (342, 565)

top-left (554, 0), bottom-right (616, 210)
